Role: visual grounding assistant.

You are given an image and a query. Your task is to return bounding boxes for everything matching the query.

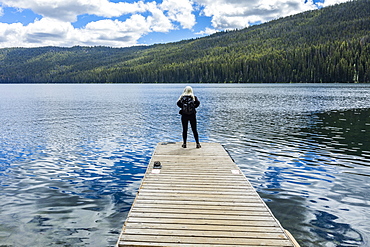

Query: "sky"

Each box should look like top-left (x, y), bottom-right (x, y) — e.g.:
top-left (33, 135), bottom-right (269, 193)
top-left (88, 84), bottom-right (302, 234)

top-left (0, 0), bottom-right (352, 48)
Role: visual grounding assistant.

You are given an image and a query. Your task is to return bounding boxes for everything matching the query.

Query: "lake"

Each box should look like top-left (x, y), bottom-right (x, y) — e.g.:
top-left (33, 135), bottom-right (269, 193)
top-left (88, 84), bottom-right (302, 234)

top-left (0, 83), bottom-right (369, 247)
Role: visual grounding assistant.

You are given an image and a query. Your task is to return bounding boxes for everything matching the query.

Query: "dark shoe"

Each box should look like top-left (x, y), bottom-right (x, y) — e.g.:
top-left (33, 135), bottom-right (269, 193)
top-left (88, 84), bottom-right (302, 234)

top-left (153, 161), bottom-right (162, 169)
top-left (196, 143), bottom-right (201, 148)
top-left (182, 143), bottom-right (187, 148)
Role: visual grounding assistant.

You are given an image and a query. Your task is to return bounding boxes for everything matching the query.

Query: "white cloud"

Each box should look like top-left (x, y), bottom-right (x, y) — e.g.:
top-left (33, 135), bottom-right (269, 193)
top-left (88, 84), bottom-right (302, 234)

top-left (79, 16), bottom-right (151, 46)
top-left (160, 0), bottom-right (196, 29)
top-left (0, 0), bottom-right (200, 47)
top-left (0, 15), bottom-right (152, 47)
top-left (146, 2), bottom-right (174, 32)
top-left (0, 22), bottom-right (25, 46)
top-left (0, 0), bottom-right (148, 22)
top-left (0, 18), bottom-right (73, 47)
top-left (0, 0), bottom-right (195, 47)
top-left (195, 27), bottom-right (217, 35)
top-left (319, 0), bottom-right (351, 7)
top-left (197, 0), bottom-right (318, 30)
top-left (0, 0), bottom-right (354, 48)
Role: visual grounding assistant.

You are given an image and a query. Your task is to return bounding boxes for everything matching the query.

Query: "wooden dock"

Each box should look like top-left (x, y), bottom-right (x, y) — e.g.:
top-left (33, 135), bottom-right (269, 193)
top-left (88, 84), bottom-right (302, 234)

top-left (117, 142), bottom-right (300, 247)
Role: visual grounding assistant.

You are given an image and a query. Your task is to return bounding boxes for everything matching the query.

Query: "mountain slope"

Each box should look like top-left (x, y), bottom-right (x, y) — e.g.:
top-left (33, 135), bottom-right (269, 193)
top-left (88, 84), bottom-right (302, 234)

top-left (0, 0), bottom-right (369, 83)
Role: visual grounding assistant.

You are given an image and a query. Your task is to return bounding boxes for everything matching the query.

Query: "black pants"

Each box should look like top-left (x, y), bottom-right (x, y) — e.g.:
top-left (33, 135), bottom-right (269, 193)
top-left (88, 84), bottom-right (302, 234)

top-left (181, 114), bottom-right (199, 144)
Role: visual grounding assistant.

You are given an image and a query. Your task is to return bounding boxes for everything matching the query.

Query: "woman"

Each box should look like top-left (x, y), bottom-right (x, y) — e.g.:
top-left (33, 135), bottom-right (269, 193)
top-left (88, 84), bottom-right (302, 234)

top-left (177, 86), bottom-right (201, 148)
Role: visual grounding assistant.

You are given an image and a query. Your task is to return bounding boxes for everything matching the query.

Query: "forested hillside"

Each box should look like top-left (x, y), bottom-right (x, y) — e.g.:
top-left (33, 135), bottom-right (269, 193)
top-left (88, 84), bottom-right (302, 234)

top-left (1, 0), bottom-right (369, 83)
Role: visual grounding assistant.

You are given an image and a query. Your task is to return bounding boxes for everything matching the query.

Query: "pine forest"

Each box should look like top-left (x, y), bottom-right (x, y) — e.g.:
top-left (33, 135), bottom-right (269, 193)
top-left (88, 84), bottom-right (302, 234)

top-left (0, 0), bottom-right (369, 83)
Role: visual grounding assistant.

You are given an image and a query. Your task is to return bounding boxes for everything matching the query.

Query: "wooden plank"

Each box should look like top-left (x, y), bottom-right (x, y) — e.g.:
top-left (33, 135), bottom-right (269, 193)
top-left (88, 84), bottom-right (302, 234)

top-left (117, 142), bottom-right (299, 247)
top-left (119, 243), bottom-right (283, 247)
top-left (136, 192), bottom-right (262, 199)
top-left (149, 156), bottom-right (234, 161)
top-left (142, 177), bottom-right (248, 182)
top-left (135, 196), bottom-right (262, 203)
top-left (126, 217), bottom-right (281, 227)
top-left (119, 243), bottom-right (285, 247)
top-left (142, 180), bottom-right (250, 185)
top-left (120, 235), bottom-right (293, 246)
top-left (138, 189), bottom-right (260, 195)
top-left (123, 229), bottom-right (288, 239)
top-left (130, 208), bottom-right (270, 216)
top-left (127, 212), bottom-right (275, 221)
top-left (138, 188), bottom-right (259, 193)
top-left (140, 185), bottom-right (256, 191)
top-left (131, 204), bottom-right (269, 212)
top-left (139, 186), bottom-right (255, 191)
top-left (134, 199), bottom-right (265, 207)
top-left (123, 222), bottom-right (283, 232)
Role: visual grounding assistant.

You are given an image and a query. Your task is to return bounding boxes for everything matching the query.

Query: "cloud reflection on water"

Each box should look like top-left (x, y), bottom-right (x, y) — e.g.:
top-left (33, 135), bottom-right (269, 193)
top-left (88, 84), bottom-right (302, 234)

top-left (1, 83), bottom-right (370, 246)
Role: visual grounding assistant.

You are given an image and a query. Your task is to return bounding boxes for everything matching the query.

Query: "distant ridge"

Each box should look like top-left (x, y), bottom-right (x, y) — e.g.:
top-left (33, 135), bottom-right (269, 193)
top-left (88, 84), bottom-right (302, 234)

top-left (0, 0), bottom-right (369, 83)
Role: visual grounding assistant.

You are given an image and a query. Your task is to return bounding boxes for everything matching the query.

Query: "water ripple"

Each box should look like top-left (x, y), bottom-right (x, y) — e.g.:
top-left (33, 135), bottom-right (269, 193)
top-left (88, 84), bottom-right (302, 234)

top-left (1, 84), bottom-right (370, 247)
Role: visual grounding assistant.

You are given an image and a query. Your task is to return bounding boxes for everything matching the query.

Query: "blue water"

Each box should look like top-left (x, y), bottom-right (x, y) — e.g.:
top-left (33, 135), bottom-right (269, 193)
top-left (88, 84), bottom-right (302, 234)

top-left (1, 83), bottom-right (369, 246)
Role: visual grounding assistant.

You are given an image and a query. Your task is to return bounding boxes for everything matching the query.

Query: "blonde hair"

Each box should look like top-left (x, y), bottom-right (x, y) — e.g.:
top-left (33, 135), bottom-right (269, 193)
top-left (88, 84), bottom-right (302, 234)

top-left (178, 86), bottom-right (195, 101)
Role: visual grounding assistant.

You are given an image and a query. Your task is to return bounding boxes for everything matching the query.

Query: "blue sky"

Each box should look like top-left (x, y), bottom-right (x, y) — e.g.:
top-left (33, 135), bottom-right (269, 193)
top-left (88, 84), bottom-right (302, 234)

top-left (0, 0), bottom-right (350, 48)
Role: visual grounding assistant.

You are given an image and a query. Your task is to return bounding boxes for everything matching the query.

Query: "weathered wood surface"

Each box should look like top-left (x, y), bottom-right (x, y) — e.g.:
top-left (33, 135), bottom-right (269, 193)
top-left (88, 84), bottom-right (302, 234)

top-left (117, 142), bottom-right (299, 247)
